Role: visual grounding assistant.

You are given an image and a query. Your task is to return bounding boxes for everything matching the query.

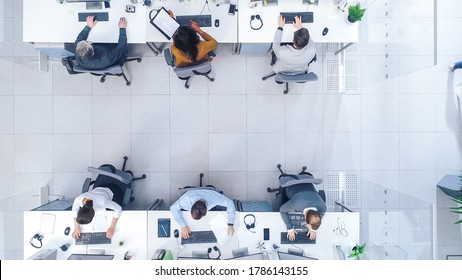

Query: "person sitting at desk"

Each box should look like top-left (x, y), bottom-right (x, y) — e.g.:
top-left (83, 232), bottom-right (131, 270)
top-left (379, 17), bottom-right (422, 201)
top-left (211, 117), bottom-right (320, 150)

top-left (279, 183), bottom-right (326, 241)
top-left (170, 189), bottom-right (236, 239)
top-left (71, 186), bottom-right (123, 239)
top-left (75, 16), bottom-right (128, 70)
top-left (271, 15), bottom-right (316, 73)
top-left (169, 11), bottom-right (218, 68)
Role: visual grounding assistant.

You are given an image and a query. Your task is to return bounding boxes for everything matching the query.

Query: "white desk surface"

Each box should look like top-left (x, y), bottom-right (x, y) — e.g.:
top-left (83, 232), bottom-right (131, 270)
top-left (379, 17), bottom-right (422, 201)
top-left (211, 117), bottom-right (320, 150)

top-left (236, 211), bottom-right (360, 260)
top-left (24, 0), bottom-right (356, 45)
top-left (237, 0), bottom-right (359, 43)
top-left (24, 210), bottom-right (358, 260)
top-left (145, 1), bottom-right (238, 43)
top-left (23, 0), bottom-right (147, 43)
top-left (147, 210), bottom-right (239, 260)
top-left (23, 210), bottom-right (148, 260)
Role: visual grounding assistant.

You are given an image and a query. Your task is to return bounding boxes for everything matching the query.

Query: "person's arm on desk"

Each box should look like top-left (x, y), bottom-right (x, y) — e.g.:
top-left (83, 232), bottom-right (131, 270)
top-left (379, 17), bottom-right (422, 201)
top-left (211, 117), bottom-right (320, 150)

top-left (280, 200), bottom-right (298, 241)
top-left (107, 18), bottom-right (128, 64)
top-left (272, 15), bottom-right (286, 58)
top-left (190, 21), bottom-right (218, 52)
top-left (72, 218), bottom-right (81, 239)
top-left (75, 16), bottom-right (97, 44)
top-left (170, 199), bottom-right (191, 239)
top-left (106, 217), bottom-right (119, 238)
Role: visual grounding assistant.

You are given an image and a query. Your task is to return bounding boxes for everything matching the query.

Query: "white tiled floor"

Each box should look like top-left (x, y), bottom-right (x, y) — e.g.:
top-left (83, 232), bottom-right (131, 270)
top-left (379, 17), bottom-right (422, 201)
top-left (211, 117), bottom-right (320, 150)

top-left (1, 0), bottom-right (462, 259)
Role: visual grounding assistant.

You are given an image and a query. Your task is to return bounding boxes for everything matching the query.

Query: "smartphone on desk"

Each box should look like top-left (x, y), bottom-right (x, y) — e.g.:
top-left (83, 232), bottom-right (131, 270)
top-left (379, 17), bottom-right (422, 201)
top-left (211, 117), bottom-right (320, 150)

top-left (263, 228), bottom-right (270, 240)
top-left (158, 218), bottom-right (170, 238)
top-left (228, 4), bottom-right (236, 15)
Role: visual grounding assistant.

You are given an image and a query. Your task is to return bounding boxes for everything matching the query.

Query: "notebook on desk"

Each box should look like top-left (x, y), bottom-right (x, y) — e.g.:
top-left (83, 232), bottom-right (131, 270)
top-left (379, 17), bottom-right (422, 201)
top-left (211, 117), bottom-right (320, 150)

top-left (149, 7), bottom-right (180, 40)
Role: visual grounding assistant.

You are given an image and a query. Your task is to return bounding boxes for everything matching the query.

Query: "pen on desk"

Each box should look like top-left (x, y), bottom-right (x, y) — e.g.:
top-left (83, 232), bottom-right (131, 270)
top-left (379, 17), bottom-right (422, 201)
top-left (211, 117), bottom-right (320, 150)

top-left (161, 225), bottom-right (168, 236)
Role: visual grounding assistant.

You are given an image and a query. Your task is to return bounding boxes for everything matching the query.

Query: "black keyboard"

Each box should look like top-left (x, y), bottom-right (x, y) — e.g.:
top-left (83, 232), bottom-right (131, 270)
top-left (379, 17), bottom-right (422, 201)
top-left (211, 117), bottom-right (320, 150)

top-left (76, 232), bottom-right (111, 245)
top-left (176, 15), bottom-right (212, 27)
top-left (78, 12), bottom-right (109, 22)
top-left (181, 230), bottom-right (217, 244)
top-left (280, 232), bottom-right (316, 244)
top-left (280, 12), bottom-right (314, 23)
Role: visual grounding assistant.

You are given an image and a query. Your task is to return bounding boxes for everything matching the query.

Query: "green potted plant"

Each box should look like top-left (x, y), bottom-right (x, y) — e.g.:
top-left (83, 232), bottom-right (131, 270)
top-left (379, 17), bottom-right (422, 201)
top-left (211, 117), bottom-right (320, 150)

top-left (450, 171), bottom-right (462, 224)
top-left (347, 2), bottom-right (366, 23)
top-left (348, 243), bottom-right (366, 260)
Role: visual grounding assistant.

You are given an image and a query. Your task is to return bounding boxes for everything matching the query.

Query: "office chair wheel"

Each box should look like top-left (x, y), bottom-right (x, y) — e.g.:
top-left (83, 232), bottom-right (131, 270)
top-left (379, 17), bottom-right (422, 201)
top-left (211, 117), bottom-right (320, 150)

top-left (210, 78), bottom-right (215, 82)
top-left (262, 76), bottom-right (267, 81)
top-left (126, 81), bottom-right (131, 86)
top-left (136, 58), bottom-right (142, 63)
top-left (185, 84), bottom-right (190, 89)
top-left (283, 90), bottom-right (288, 94)
top-left (100, 77), bottom-right (106, 83)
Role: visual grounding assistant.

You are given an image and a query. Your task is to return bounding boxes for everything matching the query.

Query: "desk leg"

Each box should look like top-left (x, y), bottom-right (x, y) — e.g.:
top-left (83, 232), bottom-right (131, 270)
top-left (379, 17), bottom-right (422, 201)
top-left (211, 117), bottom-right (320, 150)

top-left (232, 43), bottom-right (241, 55)
top-left (39, 51), bottom-right (49, 72)
top-left (334, 42), bottom-right (354, 56)
top-left (146, 42), bottom-right (161, 56)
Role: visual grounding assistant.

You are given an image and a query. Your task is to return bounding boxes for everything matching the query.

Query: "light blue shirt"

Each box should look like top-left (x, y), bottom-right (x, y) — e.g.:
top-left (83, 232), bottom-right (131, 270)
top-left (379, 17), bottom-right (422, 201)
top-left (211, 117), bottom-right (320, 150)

top-left (170, 189), bottom-right (236, 228)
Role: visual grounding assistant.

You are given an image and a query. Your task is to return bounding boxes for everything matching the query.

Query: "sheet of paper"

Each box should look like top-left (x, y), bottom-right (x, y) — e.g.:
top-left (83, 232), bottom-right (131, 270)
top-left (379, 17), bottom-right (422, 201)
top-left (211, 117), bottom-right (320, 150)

top-left (209, 213), bottom-right (230, 246)
top-left (40, 213), bottom-right (56, 234)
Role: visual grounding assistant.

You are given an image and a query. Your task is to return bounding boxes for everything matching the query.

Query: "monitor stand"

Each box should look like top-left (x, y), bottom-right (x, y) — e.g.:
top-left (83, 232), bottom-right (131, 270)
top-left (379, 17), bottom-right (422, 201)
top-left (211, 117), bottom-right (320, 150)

top-left (86, 2), bottom-right (102, 10)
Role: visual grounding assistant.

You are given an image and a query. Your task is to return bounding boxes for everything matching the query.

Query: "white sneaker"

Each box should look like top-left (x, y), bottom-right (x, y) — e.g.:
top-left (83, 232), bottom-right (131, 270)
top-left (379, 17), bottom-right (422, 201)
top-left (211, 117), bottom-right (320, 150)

top-left (449, 64), bottom-right (455, 72)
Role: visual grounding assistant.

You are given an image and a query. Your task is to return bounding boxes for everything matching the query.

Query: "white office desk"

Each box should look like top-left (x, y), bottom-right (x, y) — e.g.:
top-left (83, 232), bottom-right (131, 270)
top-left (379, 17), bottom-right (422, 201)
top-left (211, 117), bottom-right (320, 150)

top-left (23, 210), bottom-right (148, 260)
top-left (145, 1), bottom-right (238, 43)
top-left (23, 0), bottom-right (147, 43)
top-left (147, 210), bottom-right (239, 260)
top-left (236, 212), bottom-right (360, 260)
top-left (237, 0), bottom-right (358, 43)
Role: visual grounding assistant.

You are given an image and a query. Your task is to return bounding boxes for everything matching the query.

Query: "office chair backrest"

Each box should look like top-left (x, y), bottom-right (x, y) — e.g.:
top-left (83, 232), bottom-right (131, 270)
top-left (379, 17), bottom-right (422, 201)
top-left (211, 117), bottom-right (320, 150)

top-left (73, 64), bottom-right (124, 76)
top-left (173, 61), bottom-right (212, 79)
top-left (275, 71), bottom-right (318, 84)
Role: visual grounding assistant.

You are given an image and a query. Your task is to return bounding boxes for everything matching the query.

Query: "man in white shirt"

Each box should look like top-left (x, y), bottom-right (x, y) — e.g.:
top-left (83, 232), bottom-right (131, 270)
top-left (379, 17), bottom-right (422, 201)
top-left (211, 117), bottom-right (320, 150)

top-left (271, 15), bottom-right (316, 74)
top-left (71, 187), bottom-right (122, 239)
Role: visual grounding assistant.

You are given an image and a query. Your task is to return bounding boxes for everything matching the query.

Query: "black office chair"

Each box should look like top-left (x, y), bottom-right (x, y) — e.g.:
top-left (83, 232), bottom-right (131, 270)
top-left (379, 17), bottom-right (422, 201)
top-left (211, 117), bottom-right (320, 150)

top-left (267, 164), bottom-right (325, 211)
top-left (61, 56), bottom-right (141, 86)
top-left (177, 173), bottom-right (228, 211)
top-left (82, 156), bottom-right (146, 207)
top-left (164, 48), bottom-right (215, 89)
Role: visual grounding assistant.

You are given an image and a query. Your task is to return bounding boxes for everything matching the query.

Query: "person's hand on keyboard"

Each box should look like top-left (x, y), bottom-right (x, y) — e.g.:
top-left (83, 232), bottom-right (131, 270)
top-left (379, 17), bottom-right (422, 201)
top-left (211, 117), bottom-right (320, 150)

top-left (181, 226), bottom-right (191, 239)
top-left (287, 229), bottom-right (297, 241)
top-left (72, 227), bottom-right (81, 239)
top-left (106, 227), bottom-right (115, 239)
top-left (307, 229), bottom-right (316, 240)
top-left (227, 225), bottom-right (234, 235)
top-left (293, 16), bottom-right (302, 30)
top-left (190, 21), bottom-right (201, 34)
top-left (278, 14), bottom-right (286, 27)
top-left (86, 16), bottom-right (97, 29)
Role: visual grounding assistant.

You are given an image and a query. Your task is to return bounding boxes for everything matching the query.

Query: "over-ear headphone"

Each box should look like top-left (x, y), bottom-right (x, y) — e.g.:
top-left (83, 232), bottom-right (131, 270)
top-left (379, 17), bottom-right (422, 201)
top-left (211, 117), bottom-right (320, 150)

top-left (250, 15), bottom-right (263, 30)
top-left (207, 246), bottom-right (221, 259)
top-left (30, 233), bottom-right (44, 249)
top-left (244, 214), bottom-right (256, 233)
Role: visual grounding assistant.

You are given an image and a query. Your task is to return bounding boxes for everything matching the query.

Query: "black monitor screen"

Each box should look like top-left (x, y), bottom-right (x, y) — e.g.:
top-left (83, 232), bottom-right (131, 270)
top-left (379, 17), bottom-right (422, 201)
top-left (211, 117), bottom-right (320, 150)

top-left (277, 251), bottom-right (318, 260)
top-left (68, 254), bottom-right (114, 260)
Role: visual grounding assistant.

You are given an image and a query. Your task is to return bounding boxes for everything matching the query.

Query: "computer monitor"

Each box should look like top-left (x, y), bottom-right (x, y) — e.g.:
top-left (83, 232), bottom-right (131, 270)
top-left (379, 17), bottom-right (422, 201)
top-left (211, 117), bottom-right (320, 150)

top-left (176, 256), bottom-right (219, 260)
top-left (277, 251), bottom-right (318, 260)
top-left (66, 0), bottom-right (109, 10)
top-left (225, 252), bottom-right (265, 260)
top-left (67, 254), bottom-right (114, 260)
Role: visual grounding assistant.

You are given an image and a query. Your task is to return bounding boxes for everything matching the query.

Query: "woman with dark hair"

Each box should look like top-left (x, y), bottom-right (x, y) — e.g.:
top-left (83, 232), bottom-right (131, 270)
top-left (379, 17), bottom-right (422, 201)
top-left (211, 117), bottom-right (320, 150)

top-left (71, 187), bottom-right (122, 239)
top-left (172, 20), bottom-right (218, 67)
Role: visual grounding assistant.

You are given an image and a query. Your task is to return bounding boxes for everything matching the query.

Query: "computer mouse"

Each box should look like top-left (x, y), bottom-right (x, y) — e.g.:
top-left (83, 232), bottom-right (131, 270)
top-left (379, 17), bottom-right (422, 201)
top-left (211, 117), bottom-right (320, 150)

top-left (322, 27), bottom-right (329, 36)
top-left (64, 227), bottom-right (71, 236)
top-left (174, 229), bottom-right (179, 238)
top-left (214, 19), bottom-right (220, 27)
